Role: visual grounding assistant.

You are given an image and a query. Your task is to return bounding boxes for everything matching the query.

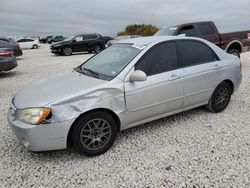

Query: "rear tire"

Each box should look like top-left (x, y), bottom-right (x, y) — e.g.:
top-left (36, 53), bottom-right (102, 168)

top-left (94, 45), bottom-right (102, 53)
top-left (72, 111), bottom-right (118, 156)
top-left (206, 82), bottom-right (232, 113)
top-left (62, 47), bottom-right (72, 56)
top-left (227, 49), bottom-right (240, 58)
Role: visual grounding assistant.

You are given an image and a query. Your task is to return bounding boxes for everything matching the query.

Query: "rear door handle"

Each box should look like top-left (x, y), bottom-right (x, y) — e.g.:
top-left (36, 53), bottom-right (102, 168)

top-left (169, 74), bottom-right (181, 81)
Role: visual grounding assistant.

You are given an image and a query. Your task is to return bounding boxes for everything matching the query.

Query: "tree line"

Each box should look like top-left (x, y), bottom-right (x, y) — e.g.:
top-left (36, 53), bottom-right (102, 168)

top-left (117, 24), bottom-right (159, 36)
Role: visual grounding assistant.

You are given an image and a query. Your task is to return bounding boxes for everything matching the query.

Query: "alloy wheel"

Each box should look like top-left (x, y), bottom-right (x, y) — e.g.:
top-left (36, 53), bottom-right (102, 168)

top-left (63, 47), bottom-right (72, 56)
top-left (80, 118), bottom-right (112, 151)
top-left (214, 86), bottom-right (230, 109)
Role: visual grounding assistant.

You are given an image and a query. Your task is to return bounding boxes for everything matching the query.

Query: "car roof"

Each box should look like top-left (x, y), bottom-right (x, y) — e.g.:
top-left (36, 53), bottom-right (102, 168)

top-left (116, 36), bottom-right (197, 46)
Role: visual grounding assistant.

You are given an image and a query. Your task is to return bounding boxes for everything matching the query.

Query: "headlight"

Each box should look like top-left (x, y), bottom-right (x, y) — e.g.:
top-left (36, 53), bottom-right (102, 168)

top-left (18, 108), bottom-right (51, 125)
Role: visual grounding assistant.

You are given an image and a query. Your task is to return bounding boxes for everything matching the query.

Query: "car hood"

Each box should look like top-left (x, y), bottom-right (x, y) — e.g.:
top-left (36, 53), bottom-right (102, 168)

top-left (13, 70), bottom-right (107, 109)
top-left (109, 39), bottom-right (118, 44)
top-left (52, 40), bottom-right (70, 46)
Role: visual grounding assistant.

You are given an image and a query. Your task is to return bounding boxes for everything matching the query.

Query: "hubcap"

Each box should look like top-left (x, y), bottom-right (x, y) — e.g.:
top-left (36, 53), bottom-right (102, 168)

top-left (64, 48), bottom-right (71, 55)
top-left (95, 46), bottom-right (101, 53)
top-left (215, 87), bottom-right (230, 108)
top-left (80, 118), bottom-right (112, 150)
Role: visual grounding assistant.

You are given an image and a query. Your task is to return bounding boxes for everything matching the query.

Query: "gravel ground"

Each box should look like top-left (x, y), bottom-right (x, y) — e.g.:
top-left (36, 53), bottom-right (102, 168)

top-left (0, 45), bottom-right (249, 187)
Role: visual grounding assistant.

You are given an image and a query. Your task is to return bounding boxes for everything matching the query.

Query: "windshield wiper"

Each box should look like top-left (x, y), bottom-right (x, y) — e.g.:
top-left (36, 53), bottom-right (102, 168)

top-left (82, 68), bottom-right (100, 78)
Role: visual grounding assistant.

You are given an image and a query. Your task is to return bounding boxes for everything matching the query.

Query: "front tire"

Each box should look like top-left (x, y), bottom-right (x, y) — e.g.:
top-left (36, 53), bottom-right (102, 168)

top-left (62, 47), bottom-right (72, 56)
top-left (227, 49), bottom-right (240, 58)
top-left (72, 111), bottom-right (118, 156)
top-left (206, 82), bottom-right (232, 113)
top-left (32, 44), bottom-right (38, 49)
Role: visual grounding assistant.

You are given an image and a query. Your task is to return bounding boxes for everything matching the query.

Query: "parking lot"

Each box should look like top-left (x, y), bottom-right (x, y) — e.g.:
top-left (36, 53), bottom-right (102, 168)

top-left (0, 45), bottom-right (250, 187)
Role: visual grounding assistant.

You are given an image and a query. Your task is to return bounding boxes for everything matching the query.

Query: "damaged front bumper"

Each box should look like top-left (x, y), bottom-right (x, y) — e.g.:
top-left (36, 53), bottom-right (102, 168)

top-left (8, 106), bottom-right (74, 152)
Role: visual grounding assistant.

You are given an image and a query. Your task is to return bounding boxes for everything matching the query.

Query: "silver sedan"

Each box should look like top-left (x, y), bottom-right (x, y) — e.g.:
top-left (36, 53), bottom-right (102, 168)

top-left (8, 36), bottom-right (242, 156)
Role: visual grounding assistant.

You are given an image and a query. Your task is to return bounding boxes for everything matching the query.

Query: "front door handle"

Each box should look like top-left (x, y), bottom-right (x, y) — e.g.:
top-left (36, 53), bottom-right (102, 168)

top-left (214, 64), bottom-right (221, 70)
top-left (169, 74), bottom-right (181, 81)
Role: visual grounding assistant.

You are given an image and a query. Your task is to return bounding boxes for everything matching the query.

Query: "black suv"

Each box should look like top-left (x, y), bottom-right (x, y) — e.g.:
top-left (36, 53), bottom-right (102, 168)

top-left (50, 34), bottom-right (106, 56)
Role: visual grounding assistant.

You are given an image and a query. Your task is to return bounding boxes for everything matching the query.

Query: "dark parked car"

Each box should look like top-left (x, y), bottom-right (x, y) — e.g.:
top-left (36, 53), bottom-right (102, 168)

top-left (48, 36), bottom-right (66, 44)
top-left (50, 34), bottom-right (106, 56)
top-left (0, 40), bottom-right (22, 57)
top-left (0, 37), bottom-right (17, 44)
top-left (0, 48), bottom-right (17, 72)
top-left (155, 21), bottom-right (250, 58)
top-left (39, 36), bottom-right (53, 43)
top-left (103, 36), bottom-right (113, 44)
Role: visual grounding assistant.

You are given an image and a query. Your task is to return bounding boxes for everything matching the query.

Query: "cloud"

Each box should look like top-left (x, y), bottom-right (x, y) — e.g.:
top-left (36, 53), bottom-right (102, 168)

top-left (0, 0), bottom-right (249, 37)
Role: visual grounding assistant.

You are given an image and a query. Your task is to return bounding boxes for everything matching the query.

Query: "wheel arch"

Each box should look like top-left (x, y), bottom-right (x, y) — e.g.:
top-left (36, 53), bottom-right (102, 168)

top-left (93, 42), bottom-right (105, 49)
top-left (226, 40), bottom-right (243, 53)
top-left (67, 108), bottom-right (121, 147)
top-left (221, 79), bottom-right (234, 93)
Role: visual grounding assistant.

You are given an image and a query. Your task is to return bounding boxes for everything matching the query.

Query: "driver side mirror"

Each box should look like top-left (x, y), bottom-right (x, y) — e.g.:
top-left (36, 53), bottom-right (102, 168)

top-left (129, 70), bottom-right (147, 82)
top-left (72, 39), bottom-right (76, 43)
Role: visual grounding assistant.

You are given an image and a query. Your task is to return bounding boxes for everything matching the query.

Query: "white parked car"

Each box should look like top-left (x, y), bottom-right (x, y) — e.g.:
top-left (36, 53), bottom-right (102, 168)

top-left (8, 36), bottom-right (242, 156)
top-left (17, 38), bottom-right (40, 49)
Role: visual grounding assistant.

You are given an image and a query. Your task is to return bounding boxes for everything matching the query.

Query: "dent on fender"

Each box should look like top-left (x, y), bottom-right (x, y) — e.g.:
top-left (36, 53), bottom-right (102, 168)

top-left (48, 87), bottom-right (125, 123)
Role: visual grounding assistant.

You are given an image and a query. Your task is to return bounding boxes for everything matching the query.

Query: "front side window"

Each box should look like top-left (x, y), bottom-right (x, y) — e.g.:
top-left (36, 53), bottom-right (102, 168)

top-left (79, 44), bottom-right (141, 80)
top-left (178, 25), bottom-right (198, 37)
top-left (84, 35), bottom-right (98, 40)
top-left (135, 42), bottom-right (177, 76)
top-left (178, 40), bottom-right (219, 67)
top-left (74, 36), bottom-right (83, 42)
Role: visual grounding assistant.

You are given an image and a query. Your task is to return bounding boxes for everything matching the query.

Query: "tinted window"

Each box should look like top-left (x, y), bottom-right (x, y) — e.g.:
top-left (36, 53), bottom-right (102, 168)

top-left (26, 39), bottom-right (34, 42)
top-left (178, 40), bottom-right (218, 67)
top-left (84, 35), bottom-right (98, 40)
top-left (0, 38), bottom-right (9, 42)
top-left (17, 39), bottom-right (25, 42)
top-left (135, 42), bottom-right (177, 76)
top-left (198, 23), bottom-right (215, 35)
top-left (179, 25), bottom-right (198, 37)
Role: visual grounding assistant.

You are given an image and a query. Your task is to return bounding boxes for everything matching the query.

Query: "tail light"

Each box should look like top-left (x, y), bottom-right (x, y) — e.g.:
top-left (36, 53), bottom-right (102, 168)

top-left (0, 52), bottom-right (12, 57)
top-left (16, 44), bottom-right (20, 48)
top-left (248, 33), bottom-right (250, 40)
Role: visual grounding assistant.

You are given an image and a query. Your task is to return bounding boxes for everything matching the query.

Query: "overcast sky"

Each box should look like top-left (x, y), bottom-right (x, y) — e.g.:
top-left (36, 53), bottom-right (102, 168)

top-left (0, 0), bottom-right (250, 37)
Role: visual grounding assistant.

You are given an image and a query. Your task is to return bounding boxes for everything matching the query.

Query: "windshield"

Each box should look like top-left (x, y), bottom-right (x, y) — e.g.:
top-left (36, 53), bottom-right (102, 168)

top-left (79, 44), bottom-right (141, 80)
top-left (154, 27), bottom-right (177, 36)
top-left (65, 35), bottom-right (75, 41)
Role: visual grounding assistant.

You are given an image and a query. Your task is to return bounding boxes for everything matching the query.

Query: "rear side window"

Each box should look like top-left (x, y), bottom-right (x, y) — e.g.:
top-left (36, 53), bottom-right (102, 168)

top-left (0, 38), bottom-right (9, 42)
top-left (178, 25), bottom-right (198, 37)
top-left (84, 35), bottom-right (98, 40)
top-left (17, 39), bottom-right (25, 42)
top-left (198, 23), bottom-right (215, 35)
top-left (178, 40), bottom-right (219, 67)
top-left (135, 42), bottom-right (177, 76)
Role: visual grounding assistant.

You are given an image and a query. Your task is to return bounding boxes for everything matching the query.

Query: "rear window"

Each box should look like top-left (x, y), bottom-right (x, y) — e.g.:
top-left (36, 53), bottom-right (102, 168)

top-left (198, 23), bottom-right (215, 35)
